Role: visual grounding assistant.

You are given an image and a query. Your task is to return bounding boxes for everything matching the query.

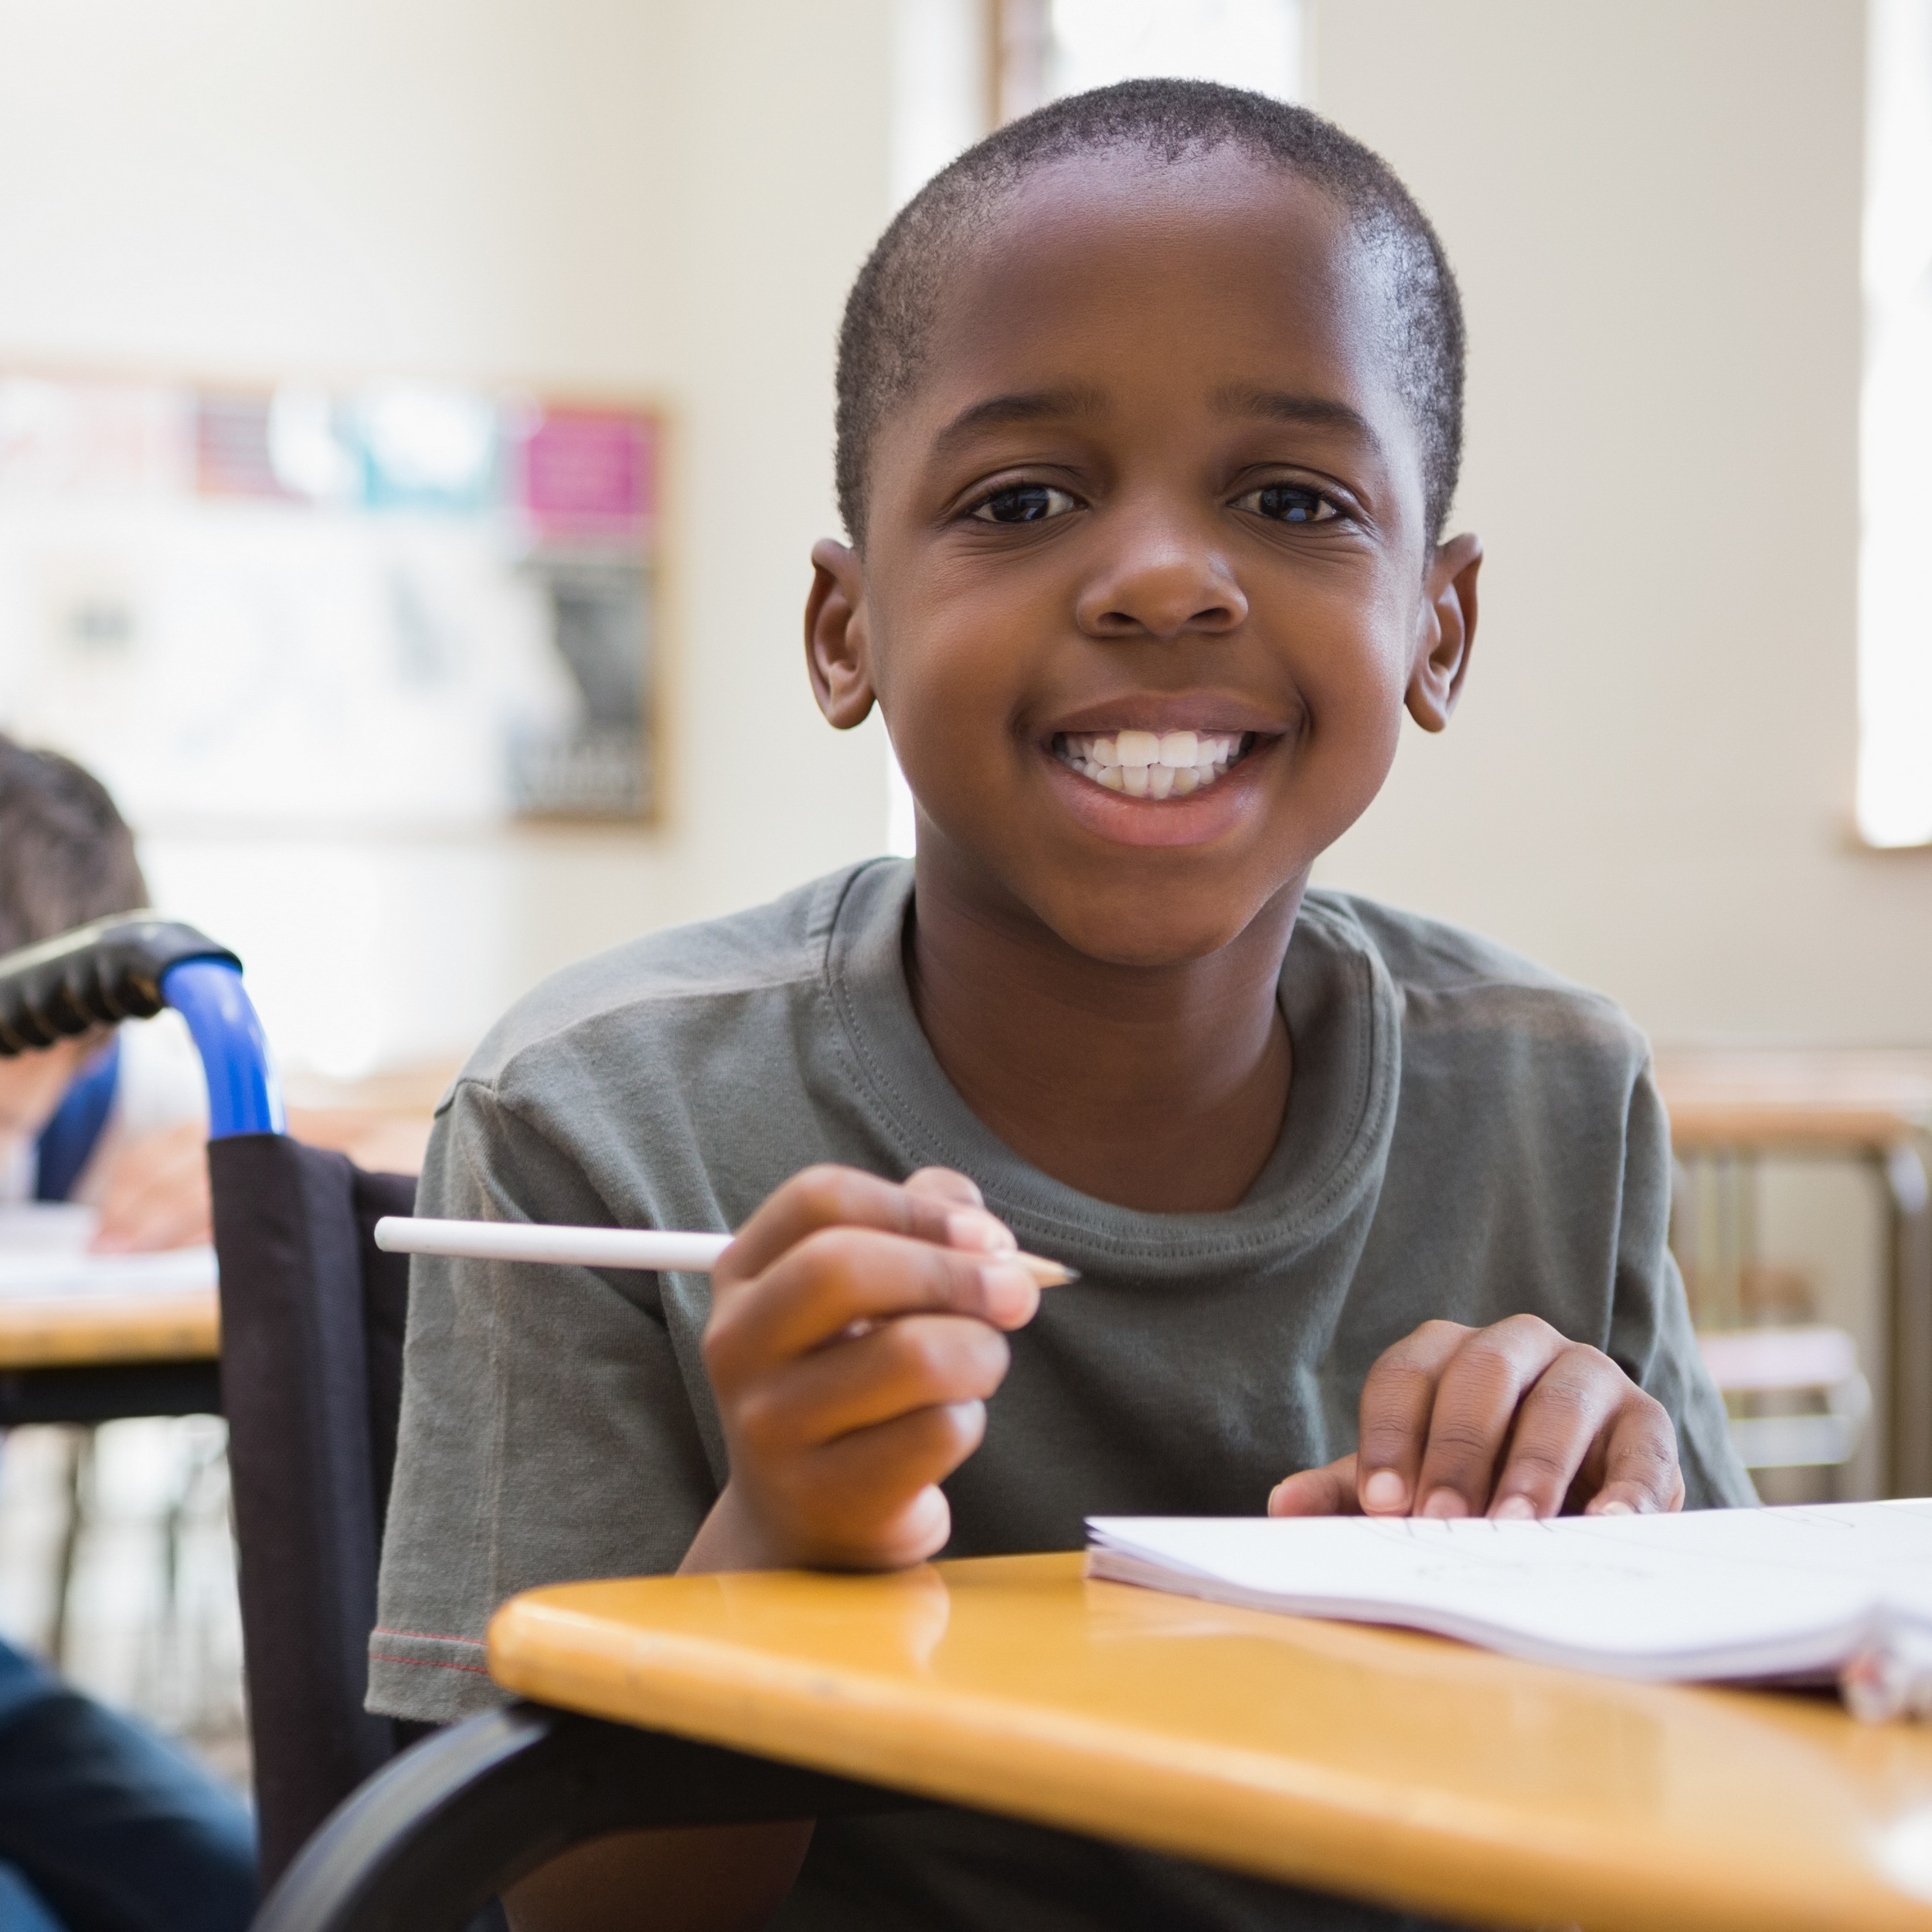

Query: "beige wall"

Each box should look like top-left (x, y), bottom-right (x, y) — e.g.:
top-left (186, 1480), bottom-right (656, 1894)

top-left (0, 0), bottom-right (896, 1070)
top-left (1309, 0), bottom-right (1932, 1048)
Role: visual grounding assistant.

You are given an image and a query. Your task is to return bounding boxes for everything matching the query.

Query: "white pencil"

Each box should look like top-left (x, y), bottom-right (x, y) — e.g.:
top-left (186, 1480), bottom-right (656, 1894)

top-left (372, 1216), bottom-right (1077, 1287)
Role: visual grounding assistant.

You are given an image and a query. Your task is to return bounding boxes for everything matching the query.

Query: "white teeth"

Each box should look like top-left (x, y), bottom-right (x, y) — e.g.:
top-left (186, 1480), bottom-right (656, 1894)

top-left (1055, 729), bottom-right (1249, 800)
top-left (1059, 731), bottom-right (1245, 796)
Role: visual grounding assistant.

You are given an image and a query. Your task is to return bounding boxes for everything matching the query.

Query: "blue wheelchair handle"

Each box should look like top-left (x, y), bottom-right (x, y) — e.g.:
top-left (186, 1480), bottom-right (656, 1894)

top-left (162, 958), bottom-right (285, 1138)
top-left (0, 913), bottom-right (284, 1140)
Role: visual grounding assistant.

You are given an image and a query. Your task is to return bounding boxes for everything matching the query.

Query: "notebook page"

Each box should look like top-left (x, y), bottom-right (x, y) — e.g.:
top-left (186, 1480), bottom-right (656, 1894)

top-left (1087, 1502), bottom-right (1932, 1682)
top-left (0, 1204), bottom-right (215, 1299)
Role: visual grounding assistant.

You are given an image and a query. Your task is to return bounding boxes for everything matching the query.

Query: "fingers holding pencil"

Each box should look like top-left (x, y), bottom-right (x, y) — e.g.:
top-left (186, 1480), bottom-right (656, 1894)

top-left (713, 1165), bottom-right (1046, 1350)
top-left (693, 1163), bottom-right (1053, 1571)
top-left (719, 1165), bottom-right (1039, 1282)
top-left (373, 1181), bottom-right (1077, 1288)
top-left (377, 1168), bottom-right (1073, 1572)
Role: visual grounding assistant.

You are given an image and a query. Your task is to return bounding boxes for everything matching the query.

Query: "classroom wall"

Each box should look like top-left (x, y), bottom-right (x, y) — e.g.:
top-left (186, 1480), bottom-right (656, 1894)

top-left (1307, 0), bottom-right (1932, 1049)
top-left (2, 0), bottom-right (1923, 1064)
top-left (0, 0), bottom-right (897, 1074)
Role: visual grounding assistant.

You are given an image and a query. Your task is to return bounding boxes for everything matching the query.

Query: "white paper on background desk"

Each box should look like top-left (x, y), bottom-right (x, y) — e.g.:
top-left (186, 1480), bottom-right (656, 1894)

top-left (1087, 1502), bottom-right (1932, 1684)
top-left (0, 1204), bottom-right (214, 1299)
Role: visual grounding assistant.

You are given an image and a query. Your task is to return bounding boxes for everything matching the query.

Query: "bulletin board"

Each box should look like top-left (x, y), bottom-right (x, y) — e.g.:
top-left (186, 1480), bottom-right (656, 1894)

top-left (0, 373), bottom-right (662, 830)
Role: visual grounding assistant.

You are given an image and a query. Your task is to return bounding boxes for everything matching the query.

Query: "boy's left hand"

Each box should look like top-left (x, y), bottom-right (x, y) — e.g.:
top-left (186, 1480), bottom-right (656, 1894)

top-left (1267, 1315), bottom-right (1684, 1520)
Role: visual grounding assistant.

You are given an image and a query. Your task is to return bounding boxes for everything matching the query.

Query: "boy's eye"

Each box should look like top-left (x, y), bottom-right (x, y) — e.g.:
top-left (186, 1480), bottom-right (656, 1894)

top-left (1234, 483), bottom-right (1340, 526)
top-left (970, 484), bottom-right (1078, 525)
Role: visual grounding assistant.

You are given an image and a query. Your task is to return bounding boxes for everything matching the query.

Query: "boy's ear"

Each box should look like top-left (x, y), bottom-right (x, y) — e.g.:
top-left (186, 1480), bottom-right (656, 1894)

top-left (804, 539), bottom-right (877, 730)
top-left (1405, 533), bottom-right (1482, 733)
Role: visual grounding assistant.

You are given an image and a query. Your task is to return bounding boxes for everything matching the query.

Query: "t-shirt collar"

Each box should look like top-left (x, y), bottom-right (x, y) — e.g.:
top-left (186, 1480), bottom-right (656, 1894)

top-left (823, 859), bottom-right (1402, 1278)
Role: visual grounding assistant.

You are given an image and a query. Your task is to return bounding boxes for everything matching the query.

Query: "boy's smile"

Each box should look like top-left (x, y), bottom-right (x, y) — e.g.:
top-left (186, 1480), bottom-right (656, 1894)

top-left (806, 141), bottom-right (1480, 1207)
top-left (1053, 723), bottom-right (1250, 812)
top-left (1046, 709), bottom-right (1267, 840)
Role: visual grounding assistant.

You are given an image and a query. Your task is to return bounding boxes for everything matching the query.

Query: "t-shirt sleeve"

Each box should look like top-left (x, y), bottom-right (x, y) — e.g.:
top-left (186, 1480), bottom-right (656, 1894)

top-left (367, 1077), bottom-right (720, 1722)
top-left (1608, 1063), bottom-right (1757, 1511)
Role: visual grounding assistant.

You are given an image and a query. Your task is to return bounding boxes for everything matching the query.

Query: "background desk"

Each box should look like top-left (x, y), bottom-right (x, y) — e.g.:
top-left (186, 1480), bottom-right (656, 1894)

top-left (1655, 1049), bottom-right (1932, 1495)
top-left (489, 1551), bottom-right (1932, 1932)
top-left (0, 1287), bottom-right (221, 1425)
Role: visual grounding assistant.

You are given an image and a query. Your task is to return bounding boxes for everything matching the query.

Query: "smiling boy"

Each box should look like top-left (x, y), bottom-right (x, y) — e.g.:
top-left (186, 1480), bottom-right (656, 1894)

top-left (372, 83), bottom-right (1752, 1931)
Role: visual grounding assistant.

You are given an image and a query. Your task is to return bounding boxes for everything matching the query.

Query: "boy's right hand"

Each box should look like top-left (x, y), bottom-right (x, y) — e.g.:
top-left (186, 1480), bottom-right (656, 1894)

top-left (682, 1165), bottom-right (1040, 1575)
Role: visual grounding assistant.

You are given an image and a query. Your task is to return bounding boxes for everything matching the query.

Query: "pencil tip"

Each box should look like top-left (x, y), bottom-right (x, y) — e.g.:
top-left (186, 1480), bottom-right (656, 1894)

top-left (1018, 1252), bottom-right (1079, 1287)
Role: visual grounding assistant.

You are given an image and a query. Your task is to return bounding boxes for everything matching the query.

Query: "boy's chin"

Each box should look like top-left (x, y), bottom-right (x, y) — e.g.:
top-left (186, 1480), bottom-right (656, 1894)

top-left (1033, 887), bottom-right (1294, 973)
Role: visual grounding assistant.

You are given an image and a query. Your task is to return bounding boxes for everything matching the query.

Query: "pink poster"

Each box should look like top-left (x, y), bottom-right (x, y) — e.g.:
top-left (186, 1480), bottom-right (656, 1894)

top-left (519, 408), bottom-right (655, 539)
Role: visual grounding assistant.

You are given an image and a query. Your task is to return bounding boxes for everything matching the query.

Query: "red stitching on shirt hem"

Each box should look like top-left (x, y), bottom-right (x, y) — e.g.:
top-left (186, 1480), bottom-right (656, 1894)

top-left (371, 1626), bottom-right (485, 1648)
top-left (369, 1651), bottom-right (493, 1677)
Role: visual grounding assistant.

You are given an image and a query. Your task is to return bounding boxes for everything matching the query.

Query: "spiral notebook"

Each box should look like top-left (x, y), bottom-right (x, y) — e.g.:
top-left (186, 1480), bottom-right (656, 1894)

top-left (1086, 1501), bottom-right (1932, 1717)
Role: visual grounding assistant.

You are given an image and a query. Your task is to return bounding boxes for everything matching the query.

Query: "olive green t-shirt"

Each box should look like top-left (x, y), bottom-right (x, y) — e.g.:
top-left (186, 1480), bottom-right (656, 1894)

top-left (369, 859), bottom-right (1752, 1930)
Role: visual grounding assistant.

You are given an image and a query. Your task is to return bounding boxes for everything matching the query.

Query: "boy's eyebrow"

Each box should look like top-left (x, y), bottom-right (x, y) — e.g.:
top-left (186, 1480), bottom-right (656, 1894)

top-left (1212, 384), bottom-right (1381, 450)
top-left (927, 384), bottom-right (1380, 464)
top-left (930, 386), bottom-right (1109, 457)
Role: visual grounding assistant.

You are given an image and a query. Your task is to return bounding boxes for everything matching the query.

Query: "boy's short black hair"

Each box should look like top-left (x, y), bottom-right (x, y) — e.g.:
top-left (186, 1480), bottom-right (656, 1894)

top-left (835, 79), bottom-right (1465, 550)
top-left (0, 736), bottom-right (148, 957)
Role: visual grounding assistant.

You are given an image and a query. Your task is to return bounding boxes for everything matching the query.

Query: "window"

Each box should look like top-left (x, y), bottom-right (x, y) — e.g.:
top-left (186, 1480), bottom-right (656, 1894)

top-left (998, 0), bottom-right (1301, 121)
top-left (1859, 0), bottom-right (1932, 847)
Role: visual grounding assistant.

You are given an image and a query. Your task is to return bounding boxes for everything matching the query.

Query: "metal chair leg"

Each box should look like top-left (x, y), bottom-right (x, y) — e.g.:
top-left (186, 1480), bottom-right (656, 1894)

top-left (251, 1702), bottom-right (920, 1932)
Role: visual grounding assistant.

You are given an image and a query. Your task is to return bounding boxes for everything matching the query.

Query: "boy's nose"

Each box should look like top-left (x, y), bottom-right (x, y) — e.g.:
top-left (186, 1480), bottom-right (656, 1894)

top-left (1073, 526), bottom-right (1248, 642)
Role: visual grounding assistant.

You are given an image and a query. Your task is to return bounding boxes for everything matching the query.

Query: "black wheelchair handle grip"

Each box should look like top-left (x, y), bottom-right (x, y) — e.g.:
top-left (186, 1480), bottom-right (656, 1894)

top-left (0, 913), bottom-right (242, 1056)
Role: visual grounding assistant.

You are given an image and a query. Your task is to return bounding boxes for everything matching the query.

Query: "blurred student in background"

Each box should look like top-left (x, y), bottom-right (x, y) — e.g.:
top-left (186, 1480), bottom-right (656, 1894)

top-left (0, 736), bottom-right (213, 1250)
top-left (0, 735), bottom-right (433, 1235)
top-left (0, 734), bottom-right (256, 1932)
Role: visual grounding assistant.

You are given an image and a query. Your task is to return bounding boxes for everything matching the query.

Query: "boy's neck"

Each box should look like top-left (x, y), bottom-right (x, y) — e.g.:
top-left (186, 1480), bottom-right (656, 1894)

top-left (905, 848), bottom-right (1300, 1215)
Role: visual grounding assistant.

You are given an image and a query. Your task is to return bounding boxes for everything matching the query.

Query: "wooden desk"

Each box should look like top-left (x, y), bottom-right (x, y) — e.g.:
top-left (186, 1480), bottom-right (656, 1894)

top-left (0, 1287), bottom-right (218, 1368)
top-left (1655, 1050), bottom-right (1932, 1496)
top-left (0, 1286), bottom-right (220, 1423)
top-left (1656, 1049), bottom-right (1932, 1153)
top-left (488, 1552), bottom-right (1932, 1932)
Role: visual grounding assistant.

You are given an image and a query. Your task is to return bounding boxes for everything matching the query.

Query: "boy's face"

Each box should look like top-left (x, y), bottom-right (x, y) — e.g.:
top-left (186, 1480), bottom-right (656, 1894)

top-left (809, 146), bottom-right (1480, 968)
